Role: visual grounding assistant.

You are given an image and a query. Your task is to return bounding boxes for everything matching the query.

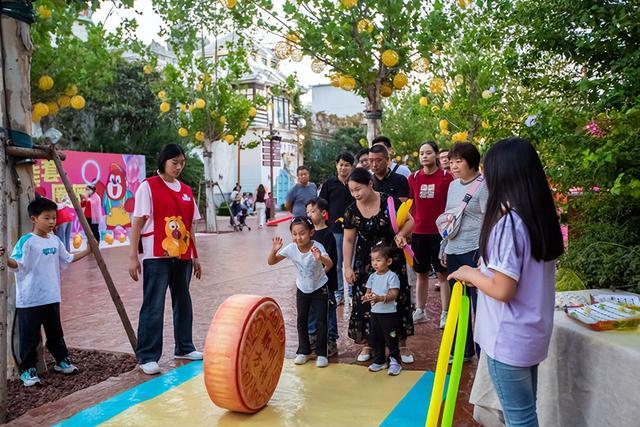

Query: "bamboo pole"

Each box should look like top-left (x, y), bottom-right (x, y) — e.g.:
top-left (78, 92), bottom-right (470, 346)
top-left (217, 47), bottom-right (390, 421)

top-left (46, 144), bottom-right (137, 352)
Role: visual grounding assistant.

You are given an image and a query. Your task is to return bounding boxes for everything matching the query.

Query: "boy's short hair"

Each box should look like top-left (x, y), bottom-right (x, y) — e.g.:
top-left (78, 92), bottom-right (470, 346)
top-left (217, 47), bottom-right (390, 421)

top-left (449, 142), bottom-right (481, 171)
top-left (369, 144), bottom-right (389, 158)
top-left (371, 245), bottom-right (394, 260)
top-left (335, 152), bottom-right (355, 165)
top-left (296, 165), bottom-right (310, 174)
top-left (305, 197), bottom-right (329, 212)
top-left (371, 135), bottom-right (392, 148)
top-left (28, 197), bottom-right (58, 217)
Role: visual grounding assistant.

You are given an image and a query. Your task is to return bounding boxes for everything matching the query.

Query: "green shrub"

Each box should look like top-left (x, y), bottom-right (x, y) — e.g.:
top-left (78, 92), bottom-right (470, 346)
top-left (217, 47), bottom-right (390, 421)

top-left (559, 193), bottom-right (640, 293)
top-left (217, 201), bottom-right (230, 216)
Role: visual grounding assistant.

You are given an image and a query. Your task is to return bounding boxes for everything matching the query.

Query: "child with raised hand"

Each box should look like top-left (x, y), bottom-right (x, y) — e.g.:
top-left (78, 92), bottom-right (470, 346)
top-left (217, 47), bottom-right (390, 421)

top-left (305, 198), bottom-right (339, 357)
top-left (363, 245), bottom-right (402, 376)
top-left (267, 216), bottom-right (334, 368)
top-left (1, 197), bottom-right (91, 387)
top-left (448, 137), bottom-right (564, 426)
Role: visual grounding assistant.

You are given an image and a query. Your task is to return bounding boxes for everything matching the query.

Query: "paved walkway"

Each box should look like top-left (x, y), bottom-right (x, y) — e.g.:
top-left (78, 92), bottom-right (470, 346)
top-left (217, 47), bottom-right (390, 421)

top-left (10, 216), bottom-right (479, 426)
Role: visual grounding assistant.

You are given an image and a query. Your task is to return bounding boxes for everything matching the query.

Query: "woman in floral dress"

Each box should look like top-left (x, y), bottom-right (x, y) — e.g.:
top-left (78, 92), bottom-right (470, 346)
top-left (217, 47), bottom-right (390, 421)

top-left (343, 167), bottom-right (415, 363)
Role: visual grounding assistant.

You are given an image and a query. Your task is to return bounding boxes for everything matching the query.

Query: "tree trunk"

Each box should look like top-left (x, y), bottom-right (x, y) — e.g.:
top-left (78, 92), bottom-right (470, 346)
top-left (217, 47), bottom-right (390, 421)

top-left (0, 13), bottom-right (36, 420)
top-left (365, 92), bottom-right (382, 145)
top-left (202, 141), bottom-right (218, 233)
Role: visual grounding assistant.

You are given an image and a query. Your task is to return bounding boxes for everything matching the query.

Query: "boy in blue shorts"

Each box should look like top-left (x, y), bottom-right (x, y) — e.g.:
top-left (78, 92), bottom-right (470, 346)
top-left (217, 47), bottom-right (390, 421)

top-left (1, 197), bottom-right (91, 386)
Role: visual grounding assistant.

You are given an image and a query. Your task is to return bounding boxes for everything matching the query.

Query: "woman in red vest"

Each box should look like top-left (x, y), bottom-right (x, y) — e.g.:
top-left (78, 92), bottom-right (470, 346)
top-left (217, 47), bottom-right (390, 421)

top-left (128, 144), bottom-right (202, 375)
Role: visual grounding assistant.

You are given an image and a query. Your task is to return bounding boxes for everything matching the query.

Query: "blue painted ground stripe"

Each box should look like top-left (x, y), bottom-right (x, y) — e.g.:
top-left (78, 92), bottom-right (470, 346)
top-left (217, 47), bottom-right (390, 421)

top-left (54, 361), bottom-right (204, 427)
top-left (380, 371), bottom-right (450, 427)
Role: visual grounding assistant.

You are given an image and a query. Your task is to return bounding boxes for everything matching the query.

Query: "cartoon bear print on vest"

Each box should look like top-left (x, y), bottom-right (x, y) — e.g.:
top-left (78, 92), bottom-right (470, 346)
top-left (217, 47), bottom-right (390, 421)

top-left (162, 216), bottom-right (190, 257)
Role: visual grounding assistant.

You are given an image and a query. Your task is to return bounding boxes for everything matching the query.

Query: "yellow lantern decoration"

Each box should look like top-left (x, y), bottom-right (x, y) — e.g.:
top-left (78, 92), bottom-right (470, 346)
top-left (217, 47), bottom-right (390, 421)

top-left (340, 0), bottom-right (358, 9)
top-left (429, 77), bottom-right (445, 94)
top-left (439, 119), bottom-right (449, 132)
top-left (452, 131), bottom-right (469, 142)
top-left (38, 75), bottom-right (54, 91)
top-left (419, 96), bottom-right (429, 107)
top-left (37, 5), bottom-right (52, 19)
top-left (454, 74), bottom-right (464, 85)
top-left (357, 19), bottom-right (374, 33)
top-left (392, 73), bottom-right (408, 89)
top-left (46, 101), bottom-right (59, 116)
top-left (226, 0), bottom-right (237, 8)
top-left (33, 102), bottom-right (49, 118)
top-left (443, 101), bottom-right (451, 111)
top-left (58, 95), bottom-right (71, 108)
top-left (379, 82), bottom-right (393, 97)
top-left (482, 90), bottom-right (492, 99)
top-left (330, 74), bottom-right (341, 87)
top-left (195, 82), bottom-right (204, 91)
top-left (481, 120), bottom-right (490, 129)
top-left (412, 57), bottom-right (430, 73)
top-left (219, 115), bottom-right (227, 125)
top-left (179, 103), bottom-right (188, 112)
top-left (178, 127), bottom-right (189, 137)
top-left (395, 155), bottom-right (402, 162)
top-left (160, 102), bottom-right (171, 113)
top-left (286, 32), bottom-right (300, 44)
top-left (311, 58), bottom-right (325, 73)
top-left (143, 65), bottom-right (153, 74)
top-left (381, 49), bottom-right (399, 68)
top-left (157, 90), bottom-right (168, 100)
top-left (339, 75), bottom-right (356, 91)
top-left (194, 98), bottom-right (206, 109)
top-left (248, 107), bottom-right (257, 117)
top-left (457, 0), bottom-right (471, 8)
top-left (431, 105), bottom-right (440, 113)
top-left (65, 84), bottom-right (78, 97)
top-left (224, 134), bottom-right (235, 144)
top-left (70, 95), bottom-right (85, 110)
top-left (195, 131), bottom-right (206, 142)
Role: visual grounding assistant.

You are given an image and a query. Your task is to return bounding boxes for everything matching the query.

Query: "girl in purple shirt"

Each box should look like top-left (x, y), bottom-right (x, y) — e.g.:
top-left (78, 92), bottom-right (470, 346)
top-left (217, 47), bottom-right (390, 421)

top-left (449, 137), bottom-right (564, 427)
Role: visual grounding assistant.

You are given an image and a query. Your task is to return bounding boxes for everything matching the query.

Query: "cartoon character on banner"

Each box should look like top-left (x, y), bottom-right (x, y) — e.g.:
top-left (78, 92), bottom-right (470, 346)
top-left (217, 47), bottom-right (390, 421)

top-left (96, 163), bottom-right (135, 239)
top-left (124, 154), bottom-right (143, 197)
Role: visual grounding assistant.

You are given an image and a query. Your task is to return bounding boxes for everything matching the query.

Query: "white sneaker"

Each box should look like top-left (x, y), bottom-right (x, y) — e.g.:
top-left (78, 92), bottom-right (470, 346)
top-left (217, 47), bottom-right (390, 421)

top-left (412, 308), bottom-right (427, 324)
top-left (175, 351), bottom-right (203, 360)
top-left (388, 357), bottom-right (402, 376)
top-left (368, 362), bottom-right (387, 372)
top-left (294, 354), bottom-right (311, 365)
top-left (316, 356), bottom-right (329, 368)
top-left (356, 348), bottom-right (371, 362)
top-left (139, 361), bottom-right (161, 375)
top-left (439, 311), bottom-right (448, 329)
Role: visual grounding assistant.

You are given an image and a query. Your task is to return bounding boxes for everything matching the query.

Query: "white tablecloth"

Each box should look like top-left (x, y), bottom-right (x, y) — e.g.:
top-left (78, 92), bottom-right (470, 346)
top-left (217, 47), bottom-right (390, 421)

top-left (470, 290), bottom-right (640, 427)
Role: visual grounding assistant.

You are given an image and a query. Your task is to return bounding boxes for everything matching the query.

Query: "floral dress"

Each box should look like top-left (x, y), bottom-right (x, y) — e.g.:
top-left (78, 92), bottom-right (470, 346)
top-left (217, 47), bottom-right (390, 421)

top-left (343, 193), bottom-right (414, 344)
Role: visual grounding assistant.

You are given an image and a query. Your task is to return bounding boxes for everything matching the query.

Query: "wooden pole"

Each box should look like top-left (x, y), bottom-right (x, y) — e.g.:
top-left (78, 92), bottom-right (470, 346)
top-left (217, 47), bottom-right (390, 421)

top-left (0, 136), bottom-right (8, 427)
top-left (46, 144), bottom-right (137, 352)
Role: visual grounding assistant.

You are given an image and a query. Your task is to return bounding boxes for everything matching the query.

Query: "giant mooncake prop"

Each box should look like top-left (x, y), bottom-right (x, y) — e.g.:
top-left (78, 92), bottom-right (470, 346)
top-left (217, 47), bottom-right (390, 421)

top-left (203, 295), bottom-right (286, 413)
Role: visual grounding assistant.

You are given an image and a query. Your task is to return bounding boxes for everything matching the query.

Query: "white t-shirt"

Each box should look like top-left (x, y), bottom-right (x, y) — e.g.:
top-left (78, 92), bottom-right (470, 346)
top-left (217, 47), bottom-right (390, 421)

top-left (391, 161), bottom-right (411, 178)
top-left (277, 241), bottom-right (329, 293)
top-left (133, 179), bottom-right (201, 260)
top-left (10, 233), bottom-right (74, 308)
top-left (366, 270), bottom-right (401, 313)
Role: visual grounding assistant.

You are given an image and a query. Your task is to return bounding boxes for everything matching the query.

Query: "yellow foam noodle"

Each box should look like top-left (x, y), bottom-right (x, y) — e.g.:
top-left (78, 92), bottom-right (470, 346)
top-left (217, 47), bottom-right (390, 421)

top-left (396, 199), bottom-right (413, 228)
top-left (425, 281), bottom-right (463, 427)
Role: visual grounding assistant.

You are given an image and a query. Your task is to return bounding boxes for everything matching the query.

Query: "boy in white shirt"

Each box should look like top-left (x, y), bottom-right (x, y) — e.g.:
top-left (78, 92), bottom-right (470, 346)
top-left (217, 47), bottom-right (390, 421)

top-left (2, 198), bottom-right (90, 386)
top-left (363, 245), bottom-right (402, 376)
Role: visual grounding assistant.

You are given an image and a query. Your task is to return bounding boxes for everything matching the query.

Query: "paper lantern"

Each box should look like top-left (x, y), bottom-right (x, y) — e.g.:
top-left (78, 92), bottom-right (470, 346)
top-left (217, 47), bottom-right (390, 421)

top-left (178, 127), bottom-right (189, 137)
top-left (412, 57), bottom-right (430, 73)
top-left (392, 73), bottom-right (408, 89)
top-left (65, 84), bottom-right (78, 97)
top-left (381, 49), bottom-right (399, 68)
top-left (160, 102), bottom-right (171, 113)
top-left (70, 95), bottom-right (85, 110)
top-left (38, 75), bottom-right (54, 91)
top-left (419, 96), bottom-right (429, 107)
top-left (195, 131), bottom-right (206, 142)
top-left (311, 58), bottom-right (325, 73)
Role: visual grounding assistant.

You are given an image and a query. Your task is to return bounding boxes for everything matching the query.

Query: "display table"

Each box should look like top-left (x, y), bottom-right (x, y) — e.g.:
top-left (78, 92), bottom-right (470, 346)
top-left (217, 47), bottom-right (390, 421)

top-left (470, 290), bottom-right (640, 427)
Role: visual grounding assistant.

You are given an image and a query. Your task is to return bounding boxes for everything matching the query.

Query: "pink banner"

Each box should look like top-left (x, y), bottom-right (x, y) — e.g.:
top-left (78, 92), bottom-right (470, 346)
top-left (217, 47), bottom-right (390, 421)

top-left (33, 150), bottom-right (145, 250)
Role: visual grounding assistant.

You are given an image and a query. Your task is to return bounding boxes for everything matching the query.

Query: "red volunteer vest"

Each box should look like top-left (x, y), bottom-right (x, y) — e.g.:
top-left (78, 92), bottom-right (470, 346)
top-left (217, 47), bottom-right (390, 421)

top-left (146, 175), bottom-right (198, 260)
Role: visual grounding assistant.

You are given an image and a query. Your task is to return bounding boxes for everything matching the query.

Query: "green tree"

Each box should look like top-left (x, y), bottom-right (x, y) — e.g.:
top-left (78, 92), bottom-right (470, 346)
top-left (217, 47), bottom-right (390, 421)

top-left (244, 0), bottom-right (465, 143)
top-left (305, 126), bottom-right (365, 184)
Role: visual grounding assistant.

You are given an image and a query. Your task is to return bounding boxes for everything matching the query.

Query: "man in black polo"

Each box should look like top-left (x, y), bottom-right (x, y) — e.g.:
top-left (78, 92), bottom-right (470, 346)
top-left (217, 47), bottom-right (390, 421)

top-left (369, 144), bottom-right (409, 202)
top-left (319, 152), bottom-right (355, 305)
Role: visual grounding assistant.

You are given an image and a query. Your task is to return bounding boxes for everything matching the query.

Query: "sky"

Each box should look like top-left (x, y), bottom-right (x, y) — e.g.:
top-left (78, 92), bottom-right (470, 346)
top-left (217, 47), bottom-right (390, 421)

top-left (93, 0), bottom-right (328, 90)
